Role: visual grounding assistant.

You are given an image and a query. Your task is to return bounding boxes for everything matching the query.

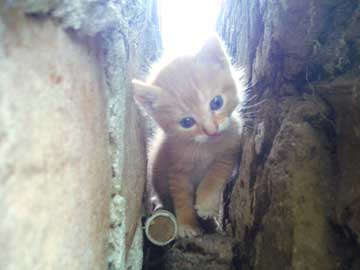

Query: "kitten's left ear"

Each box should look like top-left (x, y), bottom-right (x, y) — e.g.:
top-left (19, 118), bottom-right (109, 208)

top-left (132, 79), bottom-right (162, 113)
top-left (196, 35), bottom-right (230, 69)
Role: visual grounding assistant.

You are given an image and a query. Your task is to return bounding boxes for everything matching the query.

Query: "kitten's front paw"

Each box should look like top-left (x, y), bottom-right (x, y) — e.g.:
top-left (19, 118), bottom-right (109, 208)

top-left (195, 193), bottom-right (220, 219)
top-left (177, 222), bottom-right (202, 238)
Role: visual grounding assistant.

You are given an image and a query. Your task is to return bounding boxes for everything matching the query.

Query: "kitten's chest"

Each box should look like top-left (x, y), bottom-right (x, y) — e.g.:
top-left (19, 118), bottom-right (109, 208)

top-left (190, 153), bottom-right (214, 186)
top-left (179, 146), bottom-right (216, 186)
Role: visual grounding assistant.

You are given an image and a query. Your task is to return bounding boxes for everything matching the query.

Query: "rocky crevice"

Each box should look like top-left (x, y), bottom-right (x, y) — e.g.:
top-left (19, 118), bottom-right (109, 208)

top-left (217, 0), bottom-right (360, 269)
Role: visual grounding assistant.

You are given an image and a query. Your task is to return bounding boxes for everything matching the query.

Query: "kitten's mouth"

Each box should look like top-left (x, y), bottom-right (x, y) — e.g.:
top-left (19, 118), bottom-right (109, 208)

top-left (194, 128), bottom-right (227, 143)
top-left (194, 132), bottom-right (224, 143)
top-left (206, 132), bottom-right (224, 142)
top-left (207, 132), bottom-right (223, 142)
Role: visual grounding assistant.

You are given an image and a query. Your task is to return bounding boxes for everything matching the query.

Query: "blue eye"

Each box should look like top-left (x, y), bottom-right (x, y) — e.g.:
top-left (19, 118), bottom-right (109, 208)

top-left (179, 117), bottom-right (196, 128)
top-left (210, 95), bottom-right (223, 111)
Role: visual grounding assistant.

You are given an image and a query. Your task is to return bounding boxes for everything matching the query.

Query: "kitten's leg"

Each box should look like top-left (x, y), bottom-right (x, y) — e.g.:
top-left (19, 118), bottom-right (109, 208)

top-left (169, 173), bottom-right (202, 237)
top-left (195, 155), bottom-right (235, 219)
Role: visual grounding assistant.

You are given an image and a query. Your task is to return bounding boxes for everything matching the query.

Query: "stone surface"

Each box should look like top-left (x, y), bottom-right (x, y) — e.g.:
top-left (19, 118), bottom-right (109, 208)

top-left (0, 1), bottom-right (161, 270)
top-left (218, 0), bottom-right (360, 269)
top-left (102, 1), bottom-right (161, 269)
top-left (164, 234), bottom-right (235, 270)
top-left (0, 10), bottom-right (110, 270)
top-left (5, 0), bottom-right (123, 36)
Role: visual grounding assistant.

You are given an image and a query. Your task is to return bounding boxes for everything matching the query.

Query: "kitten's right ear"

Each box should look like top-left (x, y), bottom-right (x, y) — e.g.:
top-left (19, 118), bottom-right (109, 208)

top-left (132, 79), bottom-right (162, 112)
top-left (196, 35), bottom-right (229, 69)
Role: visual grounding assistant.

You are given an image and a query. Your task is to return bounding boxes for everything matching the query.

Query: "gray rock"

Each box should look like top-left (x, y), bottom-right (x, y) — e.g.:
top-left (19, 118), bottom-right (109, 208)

top-left (218, 0), bottom-right (360, 269)
top-left (0, 10), bottom-right (110, 270)
top-left (0, 1), bottom-right (161, 270)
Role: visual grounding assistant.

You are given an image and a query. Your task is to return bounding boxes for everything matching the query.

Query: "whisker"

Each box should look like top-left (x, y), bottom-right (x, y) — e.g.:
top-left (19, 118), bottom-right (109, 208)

top-left (242, 93), bottom-right (258, 103)
top-left (243, 87), bottom-right (256, 95)
top-left (240, 110), bottom-right (260, 116)
top-left (241, 111), bottom-right (257, 116)
top-left (243, 120), bottom-right (255, 126)
top-left (244, 114), bottom-right (255, 119)
top-left (243, 120), bottom-right (255, 125)
top-left (241, 117), bottom-right (257, 122)
top-left (242, 79), bottom-right (263, 93)
top-left (243, 125), bottom-right (254, 130)
top-left (243, 79), bottom-right (260, 89)
top-left (241, 99), bottom-right (267, 109)
top-left (241, 116), bottom-right (257, 121)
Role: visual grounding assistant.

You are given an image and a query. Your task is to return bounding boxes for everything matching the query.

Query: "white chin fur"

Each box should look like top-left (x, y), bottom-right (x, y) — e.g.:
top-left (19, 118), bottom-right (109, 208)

top-left (195, 134), bottom-right (208, 143)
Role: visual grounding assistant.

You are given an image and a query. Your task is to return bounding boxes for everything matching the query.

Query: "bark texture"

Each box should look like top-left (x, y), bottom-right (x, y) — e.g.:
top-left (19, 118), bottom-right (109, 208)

top-left (217, 0), bottom-right (360, 269)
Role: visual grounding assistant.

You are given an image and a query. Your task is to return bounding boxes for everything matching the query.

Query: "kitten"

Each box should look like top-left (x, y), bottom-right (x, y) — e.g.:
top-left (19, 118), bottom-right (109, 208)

top-left (132, 36), bottom-right (244, 237)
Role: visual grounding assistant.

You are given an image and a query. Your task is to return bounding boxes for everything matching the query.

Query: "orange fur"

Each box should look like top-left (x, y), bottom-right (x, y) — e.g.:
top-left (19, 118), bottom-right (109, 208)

top-left (132, 36), bottom-right (244, 237)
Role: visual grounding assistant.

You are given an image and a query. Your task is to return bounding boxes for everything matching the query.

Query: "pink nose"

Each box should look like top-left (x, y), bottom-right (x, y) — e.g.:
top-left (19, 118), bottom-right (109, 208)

top-left (203, 128), bottom-right (220, 137)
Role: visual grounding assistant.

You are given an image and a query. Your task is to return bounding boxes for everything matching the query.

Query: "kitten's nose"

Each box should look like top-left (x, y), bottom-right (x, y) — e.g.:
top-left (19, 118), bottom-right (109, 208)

top-left (206, 130), bottom-right (220, 137)
top-left (202, 123), bottom-right (220, 137)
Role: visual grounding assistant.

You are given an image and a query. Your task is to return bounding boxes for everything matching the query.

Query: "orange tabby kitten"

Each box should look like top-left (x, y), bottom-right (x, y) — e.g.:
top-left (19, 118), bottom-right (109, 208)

top-left (132, 36), bottom-right (244, 237)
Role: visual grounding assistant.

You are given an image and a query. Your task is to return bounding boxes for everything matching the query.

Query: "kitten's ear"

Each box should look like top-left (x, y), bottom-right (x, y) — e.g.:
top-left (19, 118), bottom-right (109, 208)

top-left (196, 35), bottom-right (229, 69)
top-left (132, 79), bottom-right (162, 112)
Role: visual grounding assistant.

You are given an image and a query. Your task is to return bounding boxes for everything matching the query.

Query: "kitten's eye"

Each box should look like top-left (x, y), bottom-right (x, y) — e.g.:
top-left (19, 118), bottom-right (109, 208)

top-left (210, 95), bottom-right (224, 111)
top-left (179, 117), bottom-right (196, 129)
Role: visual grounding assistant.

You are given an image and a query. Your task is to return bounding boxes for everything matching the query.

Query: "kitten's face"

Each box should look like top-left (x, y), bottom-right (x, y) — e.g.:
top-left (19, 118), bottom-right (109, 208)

top-left (133, 36), bottom-right (240, 143)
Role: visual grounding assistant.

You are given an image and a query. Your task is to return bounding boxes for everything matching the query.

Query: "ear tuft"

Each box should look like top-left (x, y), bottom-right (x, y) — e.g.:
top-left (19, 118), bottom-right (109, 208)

top-left (132, 79), bottom-right (162, 112)
top-left (196, 35), bottom-right (230, 69)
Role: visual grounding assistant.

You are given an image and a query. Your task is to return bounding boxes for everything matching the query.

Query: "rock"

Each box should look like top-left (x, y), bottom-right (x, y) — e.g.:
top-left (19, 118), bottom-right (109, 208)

top-left (0, 1), bottom-right (161, 270)
top-left (315, 74), bottom-right (360, 241)
top-left (0, 10), bottom-right (110, 270)
top-left (102, 1), bottom-right (161, 269)
top-left (164, 234), bottom-right (236, 270)
top-left (218, 0), bottom-right (360, 269)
